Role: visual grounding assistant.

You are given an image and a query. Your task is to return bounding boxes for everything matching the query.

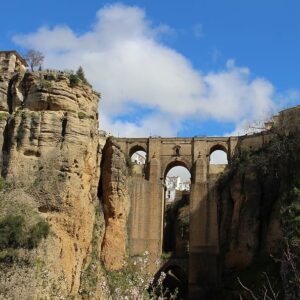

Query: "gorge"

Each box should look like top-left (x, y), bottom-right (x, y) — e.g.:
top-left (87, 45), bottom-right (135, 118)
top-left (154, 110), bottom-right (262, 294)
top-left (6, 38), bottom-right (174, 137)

top-left (0, 51), bottom-right (299, 299)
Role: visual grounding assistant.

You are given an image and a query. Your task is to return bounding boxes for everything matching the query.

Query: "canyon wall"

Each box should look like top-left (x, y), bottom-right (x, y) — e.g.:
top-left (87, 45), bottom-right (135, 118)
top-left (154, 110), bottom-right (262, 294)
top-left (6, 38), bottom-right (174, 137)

top-left (0, 70), bottom-right (103, 299)
top-left (217, 107), bottom-right (300, 299)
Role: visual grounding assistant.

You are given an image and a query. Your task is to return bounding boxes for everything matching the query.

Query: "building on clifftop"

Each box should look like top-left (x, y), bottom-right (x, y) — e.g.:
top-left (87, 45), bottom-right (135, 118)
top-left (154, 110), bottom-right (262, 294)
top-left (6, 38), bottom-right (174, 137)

top-left (0, 50), bottom-right (27, 73)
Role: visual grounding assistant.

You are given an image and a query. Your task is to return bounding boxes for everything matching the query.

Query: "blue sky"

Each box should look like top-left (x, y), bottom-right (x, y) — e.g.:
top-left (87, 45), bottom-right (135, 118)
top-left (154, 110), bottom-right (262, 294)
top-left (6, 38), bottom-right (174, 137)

top-left (1, 0), bottom-right (299, 137)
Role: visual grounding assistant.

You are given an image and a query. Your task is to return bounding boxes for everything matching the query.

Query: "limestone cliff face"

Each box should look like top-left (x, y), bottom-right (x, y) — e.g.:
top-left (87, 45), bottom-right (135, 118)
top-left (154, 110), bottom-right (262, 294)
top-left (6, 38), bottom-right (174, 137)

top-left (0, 71), bottom-right (102, 299)
top-left (218, 117), bottom-right (300, 297)
top-left (219, 166), bottom-right (282, 269)
top-left (100, 138), bottom-right (130, 271)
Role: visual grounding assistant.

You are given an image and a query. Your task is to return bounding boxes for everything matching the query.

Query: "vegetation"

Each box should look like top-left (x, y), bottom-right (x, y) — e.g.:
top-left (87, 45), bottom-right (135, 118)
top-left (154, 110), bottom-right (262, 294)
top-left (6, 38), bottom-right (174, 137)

top-left (126, 156), bottom-right (134, 176)
top-left (218, 130), bottom-right (300, 299)
top-left (69, 73), bottom-right (79, 87)
top-left (0, 112), bottom-right (9, 121)
top-left (103, 252), bottom-right (178, 300)
top-left (78, 111), bottom-right (87, 119)
top-left (0, 214), bottom-right (49, 262)
top-left (38, 78), bottom-right (52, 89)
top-left (79, 207), bottom-right (105, 299)
top-left (76, 66), bottom-right (89, 85)
top-left (69, 66), bottom-right (90, 87)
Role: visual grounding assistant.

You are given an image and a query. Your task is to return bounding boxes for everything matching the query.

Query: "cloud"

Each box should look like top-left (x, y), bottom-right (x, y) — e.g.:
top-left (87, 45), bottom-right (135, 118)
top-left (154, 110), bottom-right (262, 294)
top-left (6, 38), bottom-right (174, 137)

top-left (13, 3), bottom-right (291, 137)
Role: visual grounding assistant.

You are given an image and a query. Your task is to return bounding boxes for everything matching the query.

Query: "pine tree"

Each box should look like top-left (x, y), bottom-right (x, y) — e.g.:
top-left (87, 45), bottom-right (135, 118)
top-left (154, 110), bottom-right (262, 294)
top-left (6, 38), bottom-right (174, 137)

top-left (76, 66), bottom-right (88, 84)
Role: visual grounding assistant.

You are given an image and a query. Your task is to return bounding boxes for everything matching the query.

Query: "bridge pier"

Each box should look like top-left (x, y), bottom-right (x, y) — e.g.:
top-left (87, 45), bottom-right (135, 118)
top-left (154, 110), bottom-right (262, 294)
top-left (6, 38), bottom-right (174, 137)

top-left (188, 156), bottom-right (220, 299)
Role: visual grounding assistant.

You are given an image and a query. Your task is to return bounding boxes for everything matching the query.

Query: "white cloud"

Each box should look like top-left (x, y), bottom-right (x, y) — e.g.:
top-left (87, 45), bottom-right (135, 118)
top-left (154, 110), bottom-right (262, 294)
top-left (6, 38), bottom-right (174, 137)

top-left (13, 3), bottom-right (287, 137)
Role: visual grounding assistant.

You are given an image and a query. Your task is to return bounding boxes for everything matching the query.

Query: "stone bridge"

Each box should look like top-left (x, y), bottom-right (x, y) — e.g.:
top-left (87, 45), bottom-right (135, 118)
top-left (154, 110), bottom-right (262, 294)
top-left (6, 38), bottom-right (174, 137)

top-left (115, 136), bottom-right (239, 298)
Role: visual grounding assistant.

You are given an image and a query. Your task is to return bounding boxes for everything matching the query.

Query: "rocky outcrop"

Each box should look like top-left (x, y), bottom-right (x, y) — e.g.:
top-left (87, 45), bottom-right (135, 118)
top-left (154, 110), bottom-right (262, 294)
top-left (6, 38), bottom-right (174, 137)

top-left (218, 124), bottom-right (300, 298)
top-left (100, 138), bottom-right (130, 270)
top-left (0, 70), bottom-right (102, 299)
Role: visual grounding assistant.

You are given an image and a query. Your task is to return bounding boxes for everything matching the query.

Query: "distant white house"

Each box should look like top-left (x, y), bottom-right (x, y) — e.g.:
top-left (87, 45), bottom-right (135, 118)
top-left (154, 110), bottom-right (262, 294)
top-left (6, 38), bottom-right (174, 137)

top-left (165, 176), bottom-right (190, 202)
top-left (131, 152), bottom-right (146, 165)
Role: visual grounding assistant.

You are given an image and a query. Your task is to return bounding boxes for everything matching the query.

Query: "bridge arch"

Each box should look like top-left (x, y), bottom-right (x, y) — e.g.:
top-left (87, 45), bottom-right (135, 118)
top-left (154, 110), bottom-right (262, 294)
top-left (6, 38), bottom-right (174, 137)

top-left (129, 144), bottom-right (147, 158)
top-left (209, 143), bottom-right (228, 155)
top-left (209, 143), bottom-right (229, 165)
top-left (163, 158), bottom-right (192, 180)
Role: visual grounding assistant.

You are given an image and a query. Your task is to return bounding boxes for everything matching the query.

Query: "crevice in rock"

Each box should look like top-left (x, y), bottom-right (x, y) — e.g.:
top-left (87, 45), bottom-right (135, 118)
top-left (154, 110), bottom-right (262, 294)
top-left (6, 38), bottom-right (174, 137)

top-left (1, 117), bottom-right (15, 177)
top-left (7, 77), bottom-right (14, 114)
top-left (61, 113), bottom-right (68, 143)
top-left (23, 149), bottom-right (41, 157)
top-left (38, 205), bottom-right (60, 213)
top-left (16, 113), bottom-right (27, 149)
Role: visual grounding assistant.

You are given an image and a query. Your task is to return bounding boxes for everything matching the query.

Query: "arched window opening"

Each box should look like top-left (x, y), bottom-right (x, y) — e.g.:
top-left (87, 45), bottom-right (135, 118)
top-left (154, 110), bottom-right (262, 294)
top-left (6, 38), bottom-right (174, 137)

top-left (209, 149), bottom-right (228, 165)
top-left (165, 166), bottom-right (191, 202)
top-left (163, 164), bottom-right (190, 257)
top-left (130, 150), bottom-right (147, 165)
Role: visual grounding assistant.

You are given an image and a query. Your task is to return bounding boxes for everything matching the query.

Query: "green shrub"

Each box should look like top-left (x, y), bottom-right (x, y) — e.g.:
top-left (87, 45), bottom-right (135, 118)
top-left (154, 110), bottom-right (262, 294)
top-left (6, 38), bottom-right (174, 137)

top-left (69, 74), bottom-right (79, 87)
top-left (0, 214), bottom-right (50, 252)
top-left (0, 248), bottom-right (18, 263)
top-left (76, 66), bottom-right (89, 85)
top-left (38, 79), bottom-right (52, 89)
top-left (78, 111), bottom-right (87, 119)
top-left (0, 215), bottom-right (27, 249)
top-left (27, 220), bottom-right (50, 249)
top-left (69, 67), bottom-right (91, 87)
top-left (126, 156), bottom-right (134, 175)
top-left (0, 112), bottom-right (8, 121)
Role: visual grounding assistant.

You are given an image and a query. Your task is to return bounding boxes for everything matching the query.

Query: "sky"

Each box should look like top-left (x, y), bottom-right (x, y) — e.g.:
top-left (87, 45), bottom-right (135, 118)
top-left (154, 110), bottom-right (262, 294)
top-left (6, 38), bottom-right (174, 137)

top-left (1, 0), bottom-right (300, 138)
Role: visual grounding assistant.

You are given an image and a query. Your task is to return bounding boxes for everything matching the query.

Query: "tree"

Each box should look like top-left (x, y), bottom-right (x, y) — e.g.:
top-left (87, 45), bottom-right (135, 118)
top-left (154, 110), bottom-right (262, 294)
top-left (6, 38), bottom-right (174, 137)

top-left (76, 66), bottom-right (89, 84)
top-left (25, 49), bottom-right (44, 71)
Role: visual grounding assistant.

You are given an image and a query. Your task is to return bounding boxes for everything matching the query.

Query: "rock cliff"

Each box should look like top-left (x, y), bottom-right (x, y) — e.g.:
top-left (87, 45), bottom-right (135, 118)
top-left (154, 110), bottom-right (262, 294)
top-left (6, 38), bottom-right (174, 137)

top-left (0, 70), bottom-right (102, 299)
top-left (218, 116), bottom-right (300, 298)
top-left (99, 138), bottom-right (130, 271)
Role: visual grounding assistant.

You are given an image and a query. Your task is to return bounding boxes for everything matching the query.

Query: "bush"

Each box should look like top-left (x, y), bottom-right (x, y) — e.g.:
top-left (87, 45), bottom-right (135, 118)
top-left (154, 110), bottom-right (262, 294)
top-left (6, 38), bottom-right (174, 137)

top-left (69, 67), bottom-right (91, 87)
top-left (0, 215), bottom-right (27, 249)
top-left (0, 214), bottom-right (50, 252)
top-left (69, 73), bottom-right (79, 87)
top-left (76, 66), bottom-right (89, 85)
top-left (126, 156), bottom-right (134, 176)
top-left (27, 220), bottom-right (50, 249)
top-left (78, 111), bottom-right (87, 119)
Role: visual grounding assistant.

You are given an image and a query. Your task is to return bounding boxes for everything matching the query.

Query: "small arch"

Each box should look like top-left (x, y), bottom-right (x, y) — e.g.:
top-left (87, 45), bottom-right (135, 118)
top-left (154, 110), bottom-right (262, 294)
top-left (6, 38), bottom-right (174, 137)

top-left (209, 144), bottom-right (228, 165)
top-left (129, 144), bottom-right (147, 158)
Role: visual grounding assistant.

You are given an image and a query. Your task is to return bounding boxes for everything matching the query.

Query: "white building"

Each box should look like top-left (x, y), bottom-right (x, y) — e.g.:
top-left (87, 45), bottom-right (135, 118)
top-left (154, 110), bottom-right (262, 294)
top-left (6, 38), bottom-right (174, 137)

top-left (165, 176), bottom-right (190, 202)
top-left (131, 152), bottom-right (146, 165)
top-left (0, 51), bottom-right (27, 73)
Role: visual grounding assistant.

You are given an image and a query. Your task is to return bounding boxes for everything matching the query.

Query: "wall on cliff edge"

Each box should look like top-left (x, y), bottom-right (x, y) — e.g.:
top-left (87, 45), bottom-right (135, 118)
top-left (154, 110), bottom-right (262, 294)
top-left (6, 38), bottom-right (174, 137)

top-left (0, 70), bottom-right (105, 299)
